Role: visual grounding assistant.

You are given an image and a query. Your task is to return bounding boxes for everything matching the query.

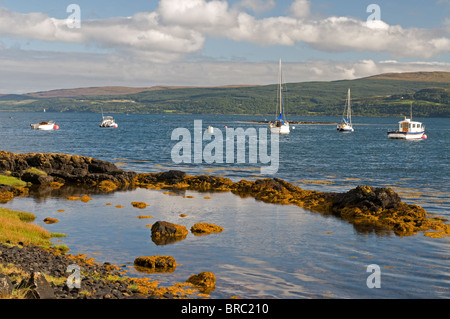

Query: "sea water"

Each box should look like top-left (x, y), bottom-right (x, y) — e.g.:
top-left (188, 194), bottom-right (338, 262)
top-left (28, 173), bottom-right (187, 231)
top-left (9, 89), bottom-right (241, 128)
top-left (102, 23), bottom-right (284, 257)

top-left (0, 112), bottom-right (448, 298)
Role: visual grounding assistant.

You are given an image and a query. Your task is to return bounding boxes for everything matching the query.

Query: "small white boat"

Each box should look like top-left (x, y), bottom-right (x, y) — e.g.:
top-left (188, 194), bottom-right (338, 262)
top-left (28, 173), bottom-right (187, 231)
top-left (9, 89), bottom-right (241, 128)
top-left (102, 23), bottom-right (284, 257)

top-left (99, 116), bottom-right (118, 128)
top-left (30, 121), bottom-right (59, 130)
top-left (337, 88), bottom-right (354, 133)
top-left (387, 118), bottom-right (426, 139)
top-left (270, 59), bottom-right (290, 134)
top-left (387, 104), bottom-right (426, 140)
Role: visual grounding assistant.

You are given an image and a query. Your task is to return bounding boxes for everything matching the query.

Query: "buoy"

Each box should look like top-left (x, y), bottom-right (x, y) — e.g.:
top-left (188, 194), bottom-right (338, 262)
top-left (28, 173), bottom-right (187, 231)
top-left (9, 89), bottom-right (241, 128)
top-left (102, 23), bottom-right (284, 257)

top-left (54, 125), bottom-right (59, 130)
top-left (422, 134), bottom-right (427, 139)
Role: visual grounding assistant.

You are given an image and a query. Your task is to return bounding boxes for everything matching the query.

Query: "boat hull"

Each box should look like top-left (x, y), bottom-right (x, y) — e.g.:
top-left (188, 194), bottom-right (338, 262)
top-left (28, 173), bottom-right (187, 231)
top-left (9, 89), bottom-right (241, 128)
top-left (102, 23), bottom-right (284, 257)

top-left (270, 124), bottom-right (290, 134)
top-left (337, 126), bottom-right (354, 133)
top-left (387, 131), bottom-right (424, 139)
top-left (31, 123), bottom-right (55, 130)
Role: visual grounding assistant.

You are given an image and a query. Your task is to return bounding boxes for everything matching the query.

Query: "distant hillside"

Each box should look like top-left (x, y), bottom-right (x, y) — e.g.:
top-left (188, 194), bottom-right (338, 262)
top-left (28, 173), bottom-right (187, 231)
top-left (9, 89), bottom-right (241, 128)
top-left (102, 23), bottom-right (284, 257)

top-left (25, 85), bottom-right (258, 98)
top-left (1, 71), bottom-right (449, 117)
top-left (25, 86), bottom-right (184, 98)
top-left (365, 71), bottom-right (450, 82)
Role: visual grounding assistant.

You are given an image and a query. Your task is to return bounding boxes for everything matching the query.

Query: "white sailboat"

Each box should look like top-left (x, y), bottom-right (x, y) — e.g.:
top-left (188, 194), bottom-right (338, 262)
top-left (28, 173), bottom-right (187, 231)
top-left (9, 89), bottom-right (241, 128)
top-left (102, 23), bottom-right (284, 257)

top-left (337, 88), bottom-right (354, 132)
top-left (270, 59), bottom-right (290, 134)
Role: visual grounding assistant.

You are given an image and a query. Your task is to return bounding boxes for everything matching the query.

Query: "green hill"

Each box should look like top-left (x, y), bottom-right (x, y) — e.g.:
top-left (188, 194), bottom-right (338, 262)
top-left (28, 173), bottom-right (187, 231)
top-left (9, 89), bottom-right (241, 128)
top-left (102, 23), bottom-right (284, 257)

top-left (1, 72), bottom-right (449, 117)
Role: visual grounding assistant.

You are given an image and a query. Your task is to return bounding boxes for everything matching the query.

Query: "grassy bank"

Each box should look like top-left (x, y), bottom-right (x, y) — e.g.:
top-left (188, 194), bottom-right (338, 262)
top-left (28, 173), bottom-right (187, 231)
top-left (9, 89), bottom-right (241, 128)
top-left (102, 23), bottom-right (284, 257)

top-left (0, 208), bottom-right (67, 250)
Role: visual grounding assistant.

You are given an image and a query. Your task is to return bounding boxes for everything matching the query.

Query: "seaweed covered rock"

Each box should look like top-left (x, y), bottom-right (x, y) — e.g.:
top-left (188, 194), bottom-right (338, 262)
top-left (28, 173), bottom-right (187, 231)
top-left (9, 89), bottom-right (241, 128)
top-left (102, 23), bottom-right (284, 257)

top-left (151, 221), bottom-right (188, 245)
top-left (0, 185), bottom-right (29, 203)
top-left (332, 185), bottom-right (401, 213)
top-left (191, 223), bottom-right (223, 235)
top-left (184, 175), bottom-right (233, 191)
top-left (329, 185), bottom-right (448, 236)
top-left (134, 256), bottom-right (177, 273)
top-left (186, 272), bottom-right (216, 292)
top-left (131, 202), bottom-right (148, 209)
top-left (0, 151), bottom-right (135, 190)
top-left (135, 170), bottom-right (187, 187)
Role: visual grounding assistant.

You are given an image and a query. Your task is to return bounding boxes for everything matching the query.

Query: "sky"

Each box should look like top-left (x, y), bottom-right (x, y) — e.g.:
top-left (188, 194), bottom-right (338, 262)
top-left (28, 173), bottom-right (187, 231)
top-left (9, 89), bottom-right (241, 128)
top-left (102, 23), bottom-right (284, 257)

top-left (0, 0), bottom-right (449, 94)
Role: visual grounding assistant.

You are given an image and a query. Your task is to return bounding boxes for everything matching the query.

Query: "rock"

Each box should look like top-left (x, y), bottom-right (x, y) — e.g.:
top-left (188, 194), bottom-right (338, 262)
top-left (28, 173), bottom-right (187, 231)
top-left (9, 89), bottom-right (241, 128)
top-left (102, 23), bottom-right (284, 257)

top-left (131, 202), bottom-right (147, 209)
top-left (151, 221), bottom-right (188, 245)
top-left (134, 256), bottom-right (177, 272)
top-left (0, 274), bottom-right (13, 297)
top-left (43, 217), bottom-right (59, 224)
top-left (191, 223), bottom-right (223, 235)
top-left (23, 272), bottom-right (56, 299)
top-left (20, 172), bottom-right (54, 186)
top-left (332, 185), bottom-right (402, 213)
top-left (186, 272), bottom-right (215, 292)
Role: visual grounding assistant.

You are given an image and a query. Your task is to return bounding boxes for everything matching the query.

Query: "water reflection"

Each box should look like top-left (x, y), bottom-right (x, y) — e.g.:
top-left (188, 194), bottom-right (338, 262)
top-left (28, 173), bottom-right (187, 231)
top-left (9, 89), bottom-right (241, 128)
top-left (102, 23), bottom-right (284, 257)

top-left (2, 185), bottom-right (449, 298)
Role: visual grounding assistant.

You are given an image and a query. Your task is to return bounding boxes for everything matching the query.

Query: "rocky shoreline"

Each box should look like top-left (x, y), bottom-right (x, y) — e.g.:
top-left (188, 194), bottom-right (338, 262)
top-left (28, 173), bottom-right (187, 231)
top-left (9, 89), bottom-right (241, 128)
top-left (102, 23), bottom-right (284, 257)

top-left (0, 151), bottom-right (449, 299)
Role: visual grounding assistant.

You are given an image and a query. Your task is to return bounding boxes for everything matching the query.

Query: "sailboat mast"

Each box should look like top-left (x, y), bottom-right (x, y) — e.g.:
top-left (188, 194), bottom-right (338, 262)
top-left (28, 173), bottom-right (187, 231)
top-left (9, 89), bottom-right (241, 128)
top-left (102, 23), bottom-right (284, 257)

top-left (279, 59), bottom-right (282, 115)
top-left (348, 88), bottom-right (351, 125)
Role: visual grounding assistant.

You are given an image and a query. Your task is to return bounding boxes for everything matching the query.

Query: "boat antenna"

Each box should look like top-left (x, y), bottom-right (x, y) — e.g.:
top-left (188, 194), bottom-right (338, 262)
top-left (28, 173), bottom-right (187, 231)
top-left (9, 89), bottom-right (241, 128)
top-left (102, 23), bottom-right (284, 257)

top-left (410, 102), bottom-right (412, 120)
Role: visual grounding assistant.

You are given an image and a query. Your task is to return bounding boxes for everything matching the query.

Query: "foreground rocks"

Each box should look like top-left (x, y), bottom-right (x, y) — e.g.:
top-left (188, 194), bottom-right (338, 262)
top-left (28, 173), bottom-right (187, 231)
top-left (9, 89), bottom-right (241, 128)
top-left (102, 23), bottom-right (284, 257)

top-left (0, 151), bottom-right (448, 238)
top-left (0, 243), bottom-right (209, 299)
top-left (0, 151), bottom-right (136, 191)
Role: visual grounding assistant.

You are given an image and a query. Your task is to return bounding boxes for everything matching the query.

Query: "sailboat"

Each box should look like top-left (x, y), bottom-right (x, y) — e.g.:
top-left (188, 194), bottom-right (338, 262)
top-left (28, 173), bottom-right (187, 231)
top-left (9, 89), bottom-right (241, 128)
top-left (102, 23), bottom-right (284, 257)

top-left (270, 59), bottom-right (290, 134)
top-left (337, 88), bottom-right (354, 132)
top-left (99, 106), bottom-right (118, 128)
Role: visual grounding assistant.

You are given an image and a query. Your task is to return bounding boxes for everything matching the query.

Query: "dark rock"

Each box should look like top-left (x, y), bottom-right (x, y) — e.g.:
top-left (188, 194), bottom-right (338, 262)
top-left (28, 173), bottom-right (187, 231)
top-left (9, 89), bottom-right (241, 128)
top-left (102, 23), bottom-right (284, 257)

top-left (186, 272), bottom-right (216, 293)
top-left (21, 172), bottom-right (54, 186)
top-left (151, 221), bottom-right (188, 245)
top-left (0, 274), bottom-right (13, 296)
top-left (23, 272), bottom-right (56, 299)
top-left (331, 185), bottom-right (402, 214)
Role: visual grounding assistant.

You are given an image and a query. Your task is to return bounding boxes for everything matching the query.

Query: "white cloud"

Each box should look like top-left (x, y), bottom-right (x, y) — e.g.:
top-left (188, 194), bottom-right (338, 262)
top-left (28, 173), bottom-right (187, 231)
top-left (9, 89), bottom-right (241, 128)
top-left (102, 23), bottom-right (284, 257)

top-left (289, 0), bottom-right (310, 19)
top-left (0, 1), bottom-right (449, 93)
top-left (235, 0), bottom-right (276, 13)
top-left (0, 1), bottom-right (449, 61)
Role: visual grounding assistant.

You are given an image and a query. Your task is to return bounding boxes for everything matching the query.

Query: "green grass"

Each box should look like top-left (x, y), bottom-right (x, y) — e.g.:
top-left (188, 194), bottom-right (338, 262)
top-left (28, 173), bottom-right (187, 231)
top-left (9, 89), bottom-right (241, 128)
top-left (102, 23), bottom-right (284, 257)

top-left (23, 167), bottom-right (47, 176)
top-left (0, 208), bottom-right (51, 247)
top-left (0, 175), bottom-right (28, 187)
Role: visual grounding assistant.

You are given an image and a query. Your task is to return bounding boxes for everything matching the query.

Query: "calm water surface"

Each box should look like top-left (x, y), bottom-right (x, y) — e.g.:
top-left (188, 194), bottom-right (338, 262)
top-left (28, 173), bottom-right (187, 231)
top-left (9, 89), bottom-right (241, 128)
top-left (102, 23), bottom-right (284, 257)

top-left (0, 112), bottom-right (448, 298)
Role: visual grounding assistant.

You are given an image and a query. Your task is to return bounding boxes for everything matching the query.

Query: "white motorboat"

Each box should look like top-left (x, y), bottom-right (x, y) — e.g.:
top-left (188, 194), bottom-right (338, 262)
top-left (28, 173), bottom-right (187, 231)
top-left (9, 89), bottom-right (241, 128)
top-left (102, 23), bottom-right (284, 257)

top-left (270, 59), bottom-right (290, 134)
top-left (30, 121), bottom-right (59, 130)
top-left (387, 103), bottom-right (427, 140)
top-left (387, 118), bottom-right (426, 139)
top-left (99, 116), bottom-right (118, 128)
top-left (337, 88), bottom-right (354, 133)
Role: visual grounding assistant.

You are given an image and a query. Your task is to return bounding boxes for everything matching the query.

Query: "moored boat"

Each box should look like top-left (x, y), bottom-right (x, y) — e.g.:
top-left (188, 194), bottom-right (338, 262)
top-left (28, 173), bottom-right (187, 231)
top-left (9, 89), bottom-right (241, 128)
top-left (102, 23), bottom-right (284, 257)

top-left (269, 59), bottom-right (290, 134)
top-left (387, 103), bottom-right (426, 140)
top-left (387, 118), bottom-right (426, 139)
top-left (99, 116), bottom-right (118, 128)
top-left (30, 121), bottom-right (59, 130)
top-left (337, 88), bottom-right (354, 133)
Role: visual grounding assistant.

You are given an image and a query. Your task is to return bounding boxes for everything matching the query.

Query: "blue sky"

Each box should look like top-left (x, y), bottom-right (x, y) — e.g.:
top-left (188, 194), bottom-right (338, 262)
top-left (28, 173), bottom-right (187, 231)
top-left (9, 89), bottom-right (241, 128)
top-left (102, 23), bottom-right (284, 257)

top-left (0, 0), bottom-right (449, 93)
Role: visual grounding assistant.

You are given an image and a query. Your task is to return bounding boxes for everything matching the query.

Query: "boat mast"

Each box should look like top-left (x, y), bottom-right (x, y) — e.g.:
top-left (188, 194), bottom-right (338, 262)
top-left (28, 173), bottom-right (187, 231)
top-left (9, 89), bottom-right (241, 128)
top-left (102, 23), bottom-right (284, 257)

top-left (279, 59), bottom-right (282, 116)
top-left (348, 88), bottom-right (352, 125)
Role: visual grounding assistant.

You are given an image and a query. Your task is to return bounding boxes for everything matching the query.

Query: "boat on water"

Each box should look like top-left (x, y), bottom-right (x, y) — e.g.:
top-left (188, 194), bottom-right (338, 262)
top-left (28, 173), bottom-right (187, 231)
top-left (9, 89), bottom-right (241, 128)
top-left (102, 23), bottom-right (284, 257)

top-left (269, 59), bottom-right (290, 134)
top-left (387, 118), bottom-right (426, 139)
top-left (337, 88), bottom-right (354, 133)
top-left (99, 116), bottom-right (118, 128)
top-left (30, 121), bottom-right (59, 130)
top-left (99, 107), bottom-right (118, 128)
top-left (387, 103), bottom-right (427, 140)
